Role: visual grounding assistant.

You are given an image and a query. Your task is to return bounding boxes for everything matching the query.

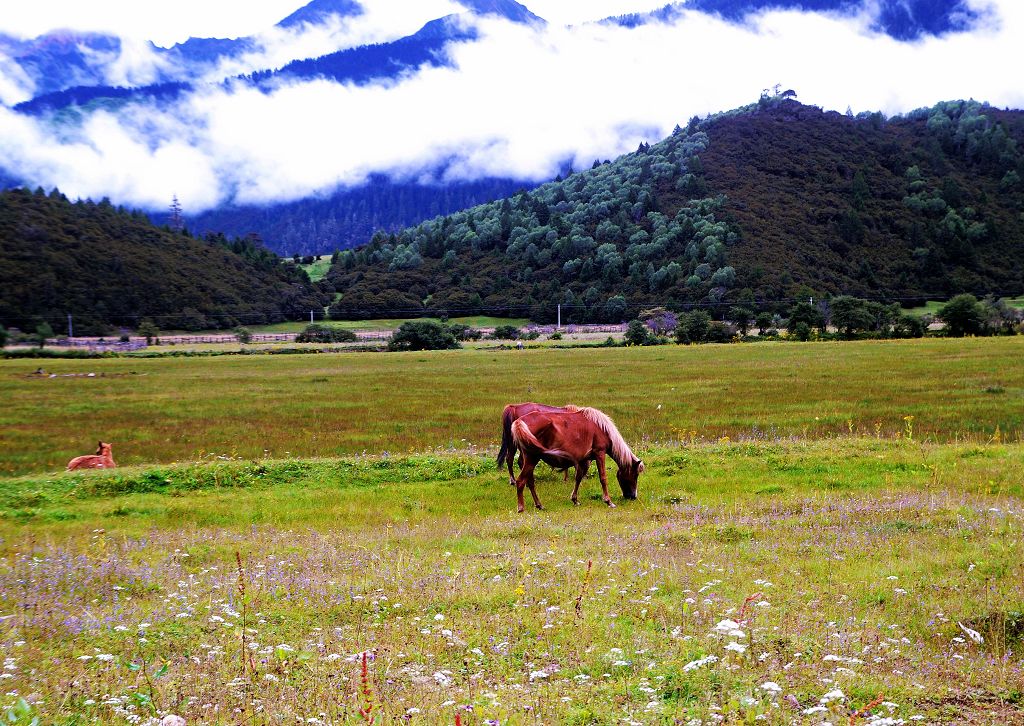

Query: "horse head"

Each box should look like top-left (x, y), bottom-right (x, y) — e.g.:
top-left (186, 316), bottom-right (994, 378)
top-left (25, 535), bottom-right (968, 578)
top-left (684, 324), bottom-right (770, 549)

top-left (98, 442), bottom-right (113, 458)
top-left (616, 457), bottom-right (644, 500)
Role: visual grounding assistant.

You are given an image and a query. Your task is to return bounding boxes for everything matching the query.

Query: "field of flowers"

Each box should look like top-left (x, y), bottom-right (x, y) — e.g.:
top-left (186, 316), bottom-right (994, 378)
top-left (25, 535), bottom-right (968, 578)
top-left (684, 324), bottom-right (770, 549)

top-left (0, 437), bottom-right (1021, 724)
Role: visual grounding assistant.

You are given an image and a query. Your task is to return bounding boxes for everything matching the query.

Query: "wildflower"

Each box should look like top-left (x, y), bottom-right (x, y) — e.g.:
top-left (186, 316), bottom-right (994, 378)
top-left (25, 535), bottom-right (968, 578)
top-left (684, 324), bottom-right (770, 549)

top-left (529, 670), bottom-right (548, 681)
top-left (957, 622), bottom-right (984, 644)
top-left (683, 655), bottom-right (718, 672)
top-left (434, 613), bottom-right (445, 621)
top-left (820, 689), bottom-right (845, 703)
top-left (611, 660), bottom-right (631, 666)
top-left (724, 642), bottom-right (747, 654)
top-left (433, 672), bottom-right (452, 686)
top-left (760, 682), bottom-right (782, 694)
top-left (263, 674), bottom-right (279, 682)
top-left (95, 654), bottom-right (115, 662)
top-left (406, 708), bottom-right (421, 715)
top-left (160, 716), bottom-right (186, 726)
top-left (711, 620), bottom-right (745, 638)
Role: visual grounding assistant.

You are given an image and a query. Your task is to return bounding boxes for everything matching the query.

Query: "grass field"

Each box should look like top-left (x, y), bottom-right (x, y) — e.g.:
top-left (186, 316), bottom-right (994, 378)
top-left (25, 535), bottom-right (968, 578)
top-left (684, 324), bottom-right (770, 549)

top-left (1, 338), bottom-right (1022, 724)
top-left (298, 255), bottom-right (333, 282)
top-left (905, 296), bottom-right (1024, 317)
top-left (2, 337), bottom-right (1021, 477)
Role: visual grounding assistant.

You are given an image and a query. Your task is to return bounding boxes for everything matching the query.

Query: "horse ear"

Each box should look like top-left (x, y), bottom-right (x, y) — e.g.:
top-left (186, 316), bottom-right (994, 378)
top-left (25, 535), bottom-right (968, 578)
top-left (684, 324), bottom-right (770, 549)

top-left (636, 459), bottom-right (645, 474)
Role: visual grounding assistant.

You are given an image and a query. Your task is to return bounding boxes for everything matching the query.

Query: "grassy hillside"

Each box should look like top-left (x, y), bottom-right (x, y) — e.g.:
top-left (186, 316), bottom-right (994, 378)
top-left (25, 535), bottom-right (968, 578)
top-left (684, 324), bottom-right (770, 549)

top-left (2, 336), bottom-right (1020, 476)
top-left (0, 188), bottom-right (328, 334)
top-left (325, 98), bottom-right (1024, 322)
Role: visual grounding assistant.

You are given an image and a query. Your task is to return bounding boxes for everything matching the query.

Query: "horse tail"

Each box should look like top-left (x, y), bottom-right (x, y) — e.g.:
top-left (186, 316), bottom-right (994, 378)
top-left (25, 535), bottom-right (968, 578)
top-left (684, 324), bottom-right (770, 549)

top-left (511, 418), bottom-right (544, 452)
top-left (497, 405), bottom-right (517, 467)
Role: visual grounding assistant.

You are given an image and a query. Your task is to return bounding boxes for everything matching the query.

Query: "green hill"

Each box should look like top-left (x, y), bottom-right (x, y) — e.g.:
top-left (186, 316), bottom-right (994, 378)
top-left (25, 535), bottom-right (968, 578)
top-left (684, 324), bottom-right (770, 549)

top-left (0, 188), bottom-right (328, 335)
top-left (325, 98), bottom-right (1024, 322)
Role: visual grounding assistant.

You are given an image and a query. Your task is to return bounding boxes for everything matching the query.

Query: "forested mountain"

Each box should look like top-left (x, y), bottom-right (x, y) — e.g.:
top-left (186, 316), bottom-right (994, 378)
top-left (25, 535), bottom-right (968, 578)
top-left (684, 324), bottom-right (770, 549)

top-left (0, 188), bottom-right (327, 335)
top-left (323, 98), bottom-right (1024, 322)
top-left (183, 176), bottom-right (533, 256)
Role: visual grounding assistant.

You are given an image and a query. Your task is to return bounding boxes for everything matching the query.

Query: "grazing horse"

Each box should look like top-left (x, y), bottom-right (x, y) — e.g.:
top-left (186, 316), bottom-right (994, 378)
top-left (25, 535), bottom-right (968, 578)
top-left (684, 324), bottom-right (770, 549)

top-left (497, 402), bottom-right (579, 486)
top-left (510, 407), bottom-right (644, 512)
top-left (67, 441), bottom-right (116, 471)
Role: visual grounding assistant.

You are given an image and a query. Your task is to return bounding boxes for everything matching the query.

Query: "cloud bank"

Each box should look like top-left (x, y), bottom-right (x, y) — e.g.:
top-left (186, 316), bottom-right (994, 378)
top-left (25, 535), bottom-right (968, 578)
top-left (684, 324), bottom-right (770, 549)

top-left (0, 0), bottom-right (1020, 214)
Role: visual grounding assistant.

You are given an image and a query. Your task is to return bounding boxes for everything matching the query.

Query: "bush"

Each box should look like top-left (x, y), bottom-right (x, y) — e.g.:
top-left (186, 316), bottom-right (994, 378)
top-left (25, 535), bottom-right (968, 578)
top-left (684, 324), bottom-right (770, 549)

top-left (892, 314), bottom-right (926, 338)
top-left (937, 294), bottom-right (986, 337)
top-left (675, 310), bottom-right (711, 344)
top-left (388, 321), bottom-right (460, 351)
top-left (706, 321), bottom-right (733, 343)
top-left (549, 332), bottom-right (562, 340)
top-left (0, 325), bottom-right (7, 348)
top-left (234, 327), bottom-right (253, 344)
top-left (624, 319), bottom-right (652, 346)
top-left (137, 320), bottom-right (159, 345)
top-left (295, 324), bottom-right (358, 343)
top-left (792, 321), bottom-right (811, 341)
top-left (491, 325), bottom-right (522, 340)
top-left (447, 323), bottom-right (482, 341)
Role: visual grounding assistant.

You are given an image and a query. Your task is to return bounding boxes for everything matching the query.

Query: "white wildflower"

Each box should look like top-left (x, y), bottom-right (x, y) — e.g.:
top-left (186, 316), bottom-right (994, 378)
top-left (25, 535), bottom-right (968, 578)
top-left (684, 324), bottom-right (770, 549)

top-left (957, 622), bottom-right (984, 644)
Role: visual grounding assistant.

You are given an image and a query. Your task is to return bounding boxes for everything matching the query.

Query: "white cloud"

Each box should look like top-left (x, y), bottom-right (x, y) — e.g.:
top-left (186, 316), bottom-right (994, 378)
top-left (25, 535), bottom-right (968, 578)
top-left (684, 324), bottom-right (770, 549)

top-left (1, 0), bottom-right (1021, 214)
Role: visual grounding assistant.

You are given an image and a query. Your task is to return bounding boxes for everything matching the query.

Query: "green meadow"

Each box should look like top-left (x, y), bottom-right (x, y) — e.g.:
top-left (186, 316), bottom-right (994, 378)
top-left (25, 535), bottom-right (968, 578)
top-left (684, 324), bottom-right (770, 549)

top-left (0, 337), bottom-right (1022, 724)
top-left (1, 337), bottom-right (1021, 477)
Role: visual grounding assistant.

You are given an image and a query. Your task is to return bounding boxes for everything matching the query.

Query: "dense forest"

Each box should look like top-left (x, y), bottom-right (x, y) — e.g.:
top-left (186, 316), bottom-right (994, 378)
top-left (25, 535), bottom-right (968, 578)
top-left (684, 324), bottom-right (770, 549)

top-left (0, 188), bottom-right (328, 335)
top-left (184, 176), bottom-right (532, 257)
top-left (323, 98), bottom-right (1024, 322)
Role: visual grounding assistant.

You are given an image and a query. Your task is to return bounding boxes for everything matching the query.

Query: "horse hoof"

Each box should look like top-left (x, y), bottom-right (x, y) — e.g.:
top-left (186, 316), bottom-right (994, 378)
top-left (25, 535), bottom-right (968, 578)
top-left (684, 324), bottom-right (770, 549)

top-left (517, 507), bottom-right (525, 513)
top-left (606, 501), bottom-right (616, 508)
top-left (536, 505), bottom-right (544, 511)
top-left (571, 499), bottom-right (579, 506)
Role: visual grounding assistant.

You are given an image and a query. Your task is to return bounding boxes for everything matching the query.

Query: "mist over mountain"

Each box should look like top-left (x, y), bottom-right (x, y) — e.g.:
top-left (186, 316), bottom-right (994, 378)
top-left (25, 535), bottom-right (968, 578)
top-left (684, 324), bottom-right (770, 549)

top-left (1, 0), bottom-right (1020, 258)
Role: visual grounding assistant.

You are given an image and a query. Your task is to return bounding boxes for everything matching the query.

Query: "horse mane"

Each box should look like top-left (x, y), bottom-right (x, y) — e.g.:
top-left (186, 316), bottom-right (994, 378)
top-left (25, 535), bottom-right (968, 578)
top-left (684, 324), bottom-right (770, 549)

top-left (577, 407), bottom-right (636, 466)
top-left (563, 404), bottom-right (581, 412)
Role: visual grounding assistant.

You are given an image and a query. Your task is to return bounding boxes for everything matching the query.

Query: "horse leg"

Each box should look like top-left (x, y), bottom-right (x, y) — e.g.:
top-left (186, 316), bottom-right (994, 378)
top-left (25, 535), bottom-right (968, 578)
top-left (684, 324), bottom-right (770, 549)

top-left (508, 450), bottom-right (517, 487)
top-left (571, 461), bottom-right (590, 505)
top-left (595, 452), bottom-right (615, 508)
top-left (515, 456), bottom-right (538, 513)
top-left (527, 478), bottom-right (543, 510)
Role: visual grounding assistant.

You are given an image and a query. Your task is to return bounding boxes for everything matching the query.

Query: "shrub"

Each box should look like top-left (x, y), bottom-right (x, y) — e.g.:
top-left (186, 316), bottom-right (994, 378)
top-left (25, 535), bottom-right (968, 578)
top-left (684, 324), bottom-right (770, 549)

top-left (675, 310), bottom-right (711, 344)
top-left (35, 322), bottom-right (54, 348)
top-left (755, 312), bottom-right (774, 335)
top-left (0, 324), bottom-right (7, 348)
top-left (447, 323), bottom-right (482, 341)
top-left (892, 314), bottom-right (926, 338)
top-left (791, 321), bottom-right (811, 341)
top-left (706, 321), bottom-right (733, 343)
top-left (624, 319), bottom-right (652, 346)
top-left (137, 320), bottom-right (159, 345)
top-left (388, 321), bottom-right (460, 351)
top-left (296, 324), bottom-right (358, 343)
top-left (937, 294), bottom-right (986, 337)
top-left (491, 325), bottom-right (522, 340)
top-left (549, 332), bottom-right (562, 340)
top-left (234, 327), bottom-right (253, 344)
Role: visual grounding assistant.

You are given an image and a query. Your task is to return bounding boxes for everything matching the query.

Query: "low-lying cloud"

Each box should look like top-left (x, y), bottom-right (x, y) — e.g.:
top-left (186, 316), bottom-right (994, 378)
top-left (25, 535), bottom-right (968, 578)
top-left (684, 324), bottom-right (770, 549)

top-left (0, 0), bottom-right (1020, 214)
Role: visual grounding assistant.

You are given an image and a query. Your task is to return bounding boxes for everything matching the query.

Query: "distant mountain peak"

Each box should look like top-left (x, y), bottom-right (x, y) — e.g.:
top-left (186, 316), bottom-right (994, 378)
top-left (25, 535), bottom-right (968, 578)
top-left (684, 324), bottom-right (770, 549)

top-left (456, 0), bottom-right (545, 24)
top-left (276, 0), bottom-right (365, 29)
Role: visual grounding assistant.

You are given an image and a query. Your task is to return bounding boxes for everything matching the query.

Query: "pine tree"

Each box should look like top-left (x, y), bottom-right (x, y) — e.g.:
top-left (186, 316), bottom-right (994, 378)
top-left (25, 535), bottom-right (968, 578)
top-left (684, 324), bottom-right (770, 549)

top-left (169, 195), bottom-right (184, 233)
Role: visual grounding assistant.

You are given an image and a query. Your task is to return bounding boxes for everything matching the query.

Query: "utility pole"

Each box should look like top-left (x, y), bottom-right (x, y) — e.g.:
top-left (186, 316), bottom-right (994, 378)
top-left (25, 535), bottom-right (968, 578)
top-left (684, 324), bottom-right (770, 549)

top-left (67, 313), bottom-right (73, 338)
top-left (310, 310), bottom-right (314, 323)
top-left (557, 304), bottom-right (561, 330)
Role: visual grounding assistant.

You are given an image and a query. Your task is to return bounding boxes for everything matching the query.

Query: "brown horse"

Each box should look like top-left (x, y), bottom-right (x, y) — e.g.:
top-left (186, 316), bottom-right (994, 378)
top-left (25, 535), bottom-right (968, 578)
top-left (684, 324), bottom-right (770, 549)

top-left (67, 441), bottom-right (116, 471)
top-left (510, 407), bottom-right (643, 512)
top-left (497, 402), bottom-right (579, 485)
